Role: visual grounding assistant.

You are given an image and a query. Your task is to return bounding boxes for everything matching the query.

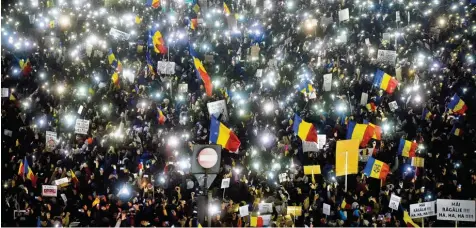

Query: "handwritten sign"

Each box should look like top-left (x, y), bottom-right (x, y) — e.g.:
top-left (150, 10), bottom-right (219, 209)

top-left (317, 134), bottom-right (326, 149)
top-left (302, 141), bottom-right (319, 152)
top-left (339, 8), bottom-right (349, 22)
top-left (1, 88), bottom-right (9, 97)
top-left (323, 203), bottom-right (331, 216)
top-left (157, 61), bottom-right (176, 75)
top-left (221, 178), bottom-right (230, 188)
top-left (42, 185), bottom-right (58, 197)
top-left (54, 177), bottom-right (70, 186)
top-left (388, 101), bottom-right (398, 112)
top-left (377, 50), bottom-right (397, 66)
top-left (45, 131), bottom-right (58, 152)
top-left (323, 73), bottom-right (332, 91)
top-left (250, 46), bottom-right (260, 59)
top-left (74, 119), bottom-right (90, 135)
top-left (410, 201), bottom-right (436, 218)
top-left (178, 83), bottom-right (188, 93)
top-left (255, 69), bottom-right (263, 78)
top-left (258, 203), bottom-right (273, 214)
top-left (239, 205), bottom-right (249, 217)
top-left (207, 100), bottom-right (228, 122)
top-left (360, 92), bottom-right (369, 106)
top-left (109, 28), bottom-right (130, 40)
top-left (389, 194), bottom-right (401, 210)
top-left (437, 199), bottom-right (475, 222)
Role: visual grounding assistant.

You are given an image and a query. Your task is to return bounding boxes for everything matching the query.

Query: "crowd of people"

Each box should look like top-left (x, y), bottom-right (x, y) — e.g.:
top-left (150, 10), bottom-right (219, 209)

top-left (2, 0), bottom-right (476, 227)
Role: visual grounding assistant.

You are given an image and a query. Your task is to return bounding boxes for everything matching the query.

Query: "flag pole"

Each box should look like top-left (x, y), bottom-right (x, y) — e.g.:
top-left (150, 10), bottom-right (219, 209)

top-left (345, 151), bottom-right (348, 192)
top-left (422, 218), bottom-right (424, 228)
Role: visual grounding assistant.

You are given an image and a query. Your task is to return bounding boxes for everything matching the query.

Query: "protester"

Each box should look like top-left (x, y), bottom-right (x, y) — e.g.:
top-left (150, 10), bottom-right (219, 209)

top-left (2, 0), bottom-right (476, 227)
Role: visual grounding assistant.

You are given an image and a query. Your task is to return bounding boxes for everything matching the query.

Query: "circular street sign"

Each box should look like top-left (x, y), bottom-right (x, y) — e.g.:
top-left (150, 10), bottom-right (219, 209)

top-left (197, 147), bottom-right (218, 169)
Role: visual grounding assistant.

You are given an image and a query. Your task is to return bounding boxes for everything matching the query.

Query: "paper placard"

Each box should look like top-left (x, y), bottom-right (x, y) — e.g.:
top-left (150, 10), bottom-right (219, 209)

top-left (396, 11), bottom-right (401, 22)
top-left (178, 83), bottom-right (188, 93)
top-left (303, 165), bottom-right (321, 175)
top-left (61, 193), bottom-right (67, 202)
top-left (287, 206), bottom-right (302, 216)
top-left (336, 139), bottom-right (359, 176)
top-left (250, 46), bottom-right (260, 59)
top-left (302, 141), bottom-right (319, 152)
top-left (207, 100), bottom-right (228, 122)
top-left (255, 69), bottom-right (263, 78)
top-left (2, 88), bottom-right (9, 97)
top-left (78, 105), bottom-right (84, 114)
top-left (204, 55), bottom-right (214, 63)
top-left (239, 205), bottom-right (249, 217)
top-left (437, 199), bottom-right (476, 222)
top-left (45, 131), bottom-right (58, 152)
top-left (338, 8), bottom-right (349, 22)
top-left (388, 101), bottom-right (398, 112)
top-left (54, 177), bottom-right (70, 186)
top-left (409, 201), bottom-right (436, 218)
top-left (74, 119), bottom-right (90, 135)
top-left (395, 67), bottom-right (402, 81)
top-left (323, 203), bottom-right (331, 216)
top-left (157, 61), bottom-right (176, 75)
top-left (42, 185), bottom-right (58, 197)
top-left (259, 203), bottom-right (273, 214)
top-left (317, 134), bottom-right (326, 149)
top-left (365, 38), bottom-right (371, 46)
top-left (411, 157), bottom-right (425, 167)
top-left (377, 50), bottom-right (397, 66)
top-left (382, 33), bottom-right (391, 43)
top-left (278, 173), bottom-right (288, 183)
top-left (4, 129), bottom-right (12, 137)
top-left (109, 28), bottom-right (130, 40)
top-left (221, 178), bottom-right (230, 189)
top-left (360, 92), bottom-right (369, 106)
top-left (323, 73), bottom-right (332, 91)
top-left (389, 194), bottom-right (401, 210)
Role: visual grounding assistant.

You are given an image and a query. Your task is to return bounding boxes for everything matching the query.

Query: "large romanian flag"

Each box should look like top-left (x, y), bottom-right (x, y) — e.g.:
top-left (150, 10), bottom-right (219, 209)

top-left (190, 46), bottom-right (212, 96)
top-left (210, 116), bottom-right (241, 153)
top-left (190, 18), bottom-right (198, 30)
top-left (363, 157), bottom-right (390, 179)
top-left (146, 0), bottom-right (160, 8)
top-left (373, 69), bottom-right (398, 94)
top-left (397, 138), bottom-right (417, 158)
top-left (447, 94), bottom-right (467, 115)
top-left (346, 121), bottom-right (375, 147)
top-left (292, 114), bottom-right (317, 142)
top-left (152, 30), bottom-right (167, 54)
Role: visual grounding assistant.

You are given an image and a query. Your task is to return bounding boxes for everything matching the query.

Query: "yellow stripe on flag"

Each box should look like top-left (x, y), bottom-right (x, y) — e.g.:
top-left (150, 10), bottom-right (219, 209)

top-left (216, 123), bottom-right (231, 146)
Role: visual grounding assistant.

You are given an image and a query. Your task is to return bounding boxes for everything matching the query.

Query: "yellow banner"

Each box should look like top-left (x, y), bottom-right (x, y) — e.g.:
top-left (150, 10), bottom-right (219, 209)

top-left (304, 165), bottom-right (321, 175)
top-left (336, 139), bottom-right (359, 176)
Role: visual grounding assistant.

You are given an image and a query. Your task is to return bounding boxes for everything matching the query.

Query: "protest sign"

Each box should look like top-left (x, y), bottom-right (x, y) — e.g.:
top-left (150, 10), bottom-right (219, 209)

top-left (261, 215), bottom-right (271, 226)
top-left (303, 165), bottom-right (321, 175)
top-left (382, 33), bottom-right (391, 43)
top-left (204, 54), bottom-right (214, 63)
top-left (207, 100), bottom-right (228, 122)
top-left (396, 11), bottom-right (401, 22)
top-left (46, 131), bottom-right (58, 152)
top-left (157, 61), bottom-right (176, 75)
top-left (74, 119), bottom-right (90, 135)
top-left (54, 177), bottom-right (69, 186)
top-left (388, 101), bottom-right (398, 112)
top-left (323, 73), bottom-right (332, 91)
top-left (302, 141), bottom-right (319, 152)
top-left (239, 205), bottom-right (249, 217)
top-left (389, 194), bottom-right (401, 210)
top-left (250, 46), bottom-right (260, 59)
top-left (255, 69), bottom-right (263, 78)
top-left (377, 50), bottom-right (397, 66)
top-left (287, 206), bottom-right (302, 216)
top-left (339, 8), bottom-right (349, 22)
top-left (221, 178), bottom-right (230, 188)
top-left (360, 92), bottom-right (369, 106)
top-left (42, 185), bottom-right (58, 197)
top-left (323, 203), bottom-right (331, 216)
top-left (436, 199), bottom-right (475, 222)
top-left (365, 38), bottom-right (371, 46)
top-left (318, 134), bottom-right (326, 149)
top-left (409, 201), bottom-right (436, 218)
top-left (77, 105), bottom-right (84, 114)
top-left (109, 28), bottom-right (130, 40)
top-left (2, 88), bottom-right (9, 97)
top-left (61, 193), bottom-right (67, 203)
top-left (335, 139), bottom-right (359, 176)
top-left (258, 203), bottom-right (273, 214)
top-left (395, 67), bottom-right (402, 81)
top-left (278, 173), bottom-right (288, 183)
top-left (178, 83), bottom-right (188, 93)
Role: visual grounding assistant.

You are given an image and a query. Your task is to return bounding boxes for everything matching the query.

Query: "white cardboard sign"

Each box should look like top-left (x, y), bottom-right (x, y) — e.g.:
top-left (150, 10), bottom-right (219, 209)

top-left (339, 8), bottom-right (350, 22)
top-left (157, 61), bottom-right (176, 75)
top-left (396, 11), bottom-right (401, 22)
top-left (54, 177), bottom-right (70, 186)
top-left (360, 92), bottom-right (369, 106)
top-left (42, 185), bottom-right (58, 197)
top-left (436, 199), bottom-right (476, 222)
top-left (323, 203), bottom-right (331, 216)
top-left (258, 203), bottom-right (273, 214)
top-left (377, 50), bottom-right (397, 66)
top-left (323, 73), bottom-right (332, 91)
top-left (4, 129), bottom-right (13, 137)
top-left (409, 201), bottom-right (436, 218)
top-left (207, 100), bottom-right (228, 122)
top-left (77, 105), bottom-right (84, 114)
top-left (178, 83), bottom-right (188, 93)
top-left (45, 131), bottom-right (58, 152)
top-left (389, 194), bottom-right (401, 210)
top-left (74, 119), bottom-right (90, 135)
top-left (239, 205), bottom-right (249, 217)
top-left (221, 178), bottom-right (230, 189)
top-left (317, 134), bottom-right (326, 149)
top-left (109, 28), bottom-right (130, 40)
top-left (255, 69), bottom-right (263, 78)
top-left (389, 101), bottom-right (398, 112)
top-left (302, 141), bottom-right (319, 152)
top-left (1, 88), bottom-right (9, 97)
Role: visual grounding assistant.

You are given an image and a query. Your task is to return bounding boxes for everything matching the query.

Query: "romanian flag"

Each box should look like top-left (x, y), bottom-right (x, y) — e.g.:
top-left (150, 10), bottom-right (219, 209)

top-left (298, 80), bottom-right (315, 94)
top-left (373, 69), bottom-right (398, 94)
top-left (250, 216), bottom-right (264, 227)
top-left (111, 72), bottom-right (120, 88)
top-left (146, 0), bottom-right (160, 8)
top-left (421, 108), bottom-right (432, 121)
top-left (341, 199), bottom-right (352, 209)
top-left (346, 121), bottom-right (374, 147)
top-left (70, 169), bottom-right (79, 188)
top-left (292, 114), bottom-right (317, 142)
top-left (135, 15), bottom-right (142, 24)
top-left (157, 108), bottom-right (166, 124)
top-left (146, 51), bottom-right (156, 76)
top-left (223, 2), bottom-right (231, 15)
top-left (190, 46), bottom-right (213, 96)
top-left (152, 30), bottom-right (167, 54)
top-left (403, 210), bottom-right (420, 227)
top-left (366, 102), bottom-right (377, 112)
top-left (411, 157), bottom-right (425, 167)
top-left (363, 157), bottom-right (390, 179)
top-left (190, 18), bottom-right (198, 30)
top-left (397, 138), bottom-right (417, 158)
top-left (92, 197), bottom-right (100, 207)
top-left (18, 160), bottom-right (25, 176)
top-left (107, 49), bottom-right (123, 72)
top-left (450, 125), bottom-right (463, 136)
top-left (447, 94), bottom-right (467, 115)
top-left (19, 59), bottom-right (32, 76)
top-left (210, 115), bottom-right (241, 153)
top-left (369, 123), bottom-right (382, 140)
